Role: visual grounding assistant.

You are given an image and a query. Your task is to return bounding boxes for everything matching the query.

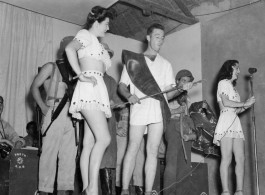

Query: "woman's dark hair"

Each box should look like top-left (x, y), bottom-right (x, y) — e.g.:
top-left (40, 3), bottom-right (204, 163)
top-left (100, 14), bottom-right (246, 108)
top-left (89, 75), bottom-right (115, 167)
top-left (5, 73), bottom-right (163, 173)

top-left (83, 6), bottom-right (116, 30)
top-left (147, 23), bottom-right (165, 35)
top-left (218, 60), bottom-right (239, 86)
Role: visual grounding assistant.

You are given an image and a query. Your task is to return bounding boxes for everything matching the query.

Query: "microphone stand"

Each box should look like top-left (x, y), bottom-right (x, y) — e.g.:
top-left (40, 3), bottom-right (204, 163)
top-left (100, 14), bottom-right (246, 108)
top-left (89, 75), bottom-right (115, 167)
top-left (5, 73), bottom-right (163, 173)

top-left (249, 73), bottom-right (260, 195)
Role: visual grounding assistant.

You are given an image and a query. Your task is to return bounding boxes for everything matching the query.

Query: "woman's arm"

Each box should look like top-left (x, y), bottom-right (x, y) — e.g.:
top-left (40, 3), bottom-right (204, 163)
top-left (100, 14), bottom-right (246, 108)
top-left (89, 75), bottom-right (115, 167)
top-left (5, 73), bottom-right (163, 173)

top-left (220, 95), bottom-right (255, 109)
top-left (65, 40), bottom-right (82, 75)
top-left (65, 40), bottom-right (97, 85)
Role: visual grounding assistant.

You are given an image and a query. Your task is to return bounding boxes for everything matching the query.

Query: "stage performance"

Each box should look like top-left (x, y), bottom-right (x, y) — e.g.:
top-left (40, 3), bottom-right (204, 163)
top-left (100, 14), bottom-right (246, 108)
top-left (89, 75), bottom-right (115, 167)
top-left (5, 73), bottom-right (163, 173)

top-left (0, 1), bottom-right (264, 195)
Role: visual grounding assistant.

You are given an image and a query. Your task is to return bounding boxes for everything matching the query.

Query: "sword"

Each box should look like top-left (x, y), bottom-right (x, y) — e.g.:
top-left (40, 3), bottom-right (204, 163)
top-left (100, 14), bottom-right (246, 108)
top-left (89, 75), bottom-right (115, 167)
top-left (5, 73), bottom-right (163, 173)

top-left (112, 79), bottom-right (206, 108)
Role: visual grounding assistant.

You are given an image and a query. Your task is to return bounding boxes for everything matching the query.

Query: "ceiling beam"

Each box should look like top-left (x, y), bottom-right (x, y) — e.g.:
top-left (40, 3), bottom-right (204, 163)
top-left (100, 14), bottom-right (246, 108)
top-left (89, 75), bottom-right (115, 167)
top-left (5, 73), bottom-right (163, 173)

top-left (173, 0), bottom-right (195, 19)
top-left (119, 0), bottom-right (198, 25)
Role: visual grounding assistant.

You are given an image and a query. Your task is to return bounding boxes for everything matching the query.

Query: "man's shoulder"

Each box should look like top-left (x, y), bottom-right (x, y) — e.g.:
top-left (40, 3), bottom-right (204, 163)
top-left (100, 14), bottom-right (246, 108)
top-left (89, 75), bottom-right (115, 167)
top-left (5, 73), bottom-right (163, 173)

top-left (41, 62), bottom-right (56, 68)
top-left (38, 62), bottom-right (56, 75)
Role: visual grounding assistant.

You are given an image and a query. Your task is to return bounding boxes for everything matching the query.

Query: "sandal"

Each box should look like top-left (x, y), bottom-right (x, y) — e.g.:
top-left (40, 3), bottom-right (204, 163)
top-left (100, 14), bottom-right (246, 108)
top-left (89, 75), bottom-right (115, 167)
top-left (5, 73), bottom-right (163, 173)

top-left (221, 191), bottom-right (230, 195)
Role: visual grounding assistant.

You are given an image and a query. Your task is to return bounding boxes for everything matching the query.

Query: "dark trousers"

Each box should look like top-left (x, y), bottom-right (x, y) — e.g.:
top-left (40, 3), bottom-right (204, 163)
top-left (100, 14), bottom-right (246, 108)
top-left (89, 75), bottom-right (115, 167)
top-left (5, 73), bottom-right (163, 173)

top-left (163, 119), bottom-right (191, 195)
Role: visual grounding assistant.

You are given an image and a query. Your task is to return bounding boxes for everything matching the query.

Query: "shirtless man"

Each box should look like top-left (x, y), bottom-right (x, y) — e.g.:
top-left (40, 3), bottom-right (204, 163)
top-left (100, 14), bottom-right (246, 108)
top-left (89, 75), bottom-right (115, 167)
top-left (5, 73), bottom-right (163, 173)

top-left (31, 36), bottom-right (77, 195)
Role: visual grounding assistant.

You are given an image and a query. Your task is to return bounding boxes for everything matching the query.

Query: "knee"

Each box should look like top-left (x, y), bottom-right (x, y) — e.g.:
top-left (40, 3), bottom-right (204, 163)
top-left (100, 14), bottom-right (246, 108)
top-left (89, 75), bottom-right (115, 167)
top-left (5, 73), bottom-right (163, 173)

top-left (235, 155), bottom-right (245, 166)
top-left (83, 139), bottom-right (95, 149)
top-left (95, 133), bottom-right (111, 148)
top-left (221, 154), bottom-right (232, 165)
top-left (127, 141), bottom-right (140, 155)
top-left (103, 135), bottom-right (111, 147)
top-left (147, 143), bottom-right (159, 157)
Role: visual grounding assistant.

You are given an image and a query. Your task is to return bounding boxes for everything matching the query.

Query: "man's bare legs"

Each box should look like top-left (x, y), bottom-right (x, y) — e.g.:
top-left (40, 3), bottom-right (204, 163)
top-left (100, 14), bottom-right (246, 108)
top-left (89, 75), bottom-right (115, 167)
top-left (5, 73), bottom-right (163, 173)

top-left (121, 122), bottom-right (163, 194)
top-left (122, 125), bottom-right (146, 192)
top-left (145, 122), bottom-right (163, 192)
top-left (81, 110), bottom-right (111, 195)
top-left (233, 139), bottom-right (245, 195)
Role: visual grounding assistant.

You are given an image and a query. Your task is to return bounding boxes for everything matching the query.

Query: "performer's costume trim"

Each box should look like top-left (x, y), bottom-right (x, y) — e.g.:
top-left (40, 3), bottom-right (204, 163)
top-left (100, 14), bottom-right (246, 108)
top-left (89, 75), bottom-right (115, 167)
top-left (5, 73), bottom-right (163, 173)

top-left (213, 79), bottom-right (244, 146)
top-left (122, 50), bottom-right (171, 132)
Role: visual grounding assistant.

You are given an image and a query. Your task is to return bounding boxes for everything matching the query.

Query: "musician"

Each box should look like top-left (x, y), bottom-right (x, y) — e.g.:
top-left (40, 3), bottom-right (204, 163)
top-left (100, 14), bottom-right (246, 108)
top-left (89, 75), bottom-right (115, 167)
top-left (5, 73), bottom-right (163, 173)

top-left (118, 23), bottom-right (193, 195)
top-left (163, 70), bottom-right (196, 195)
top-left (31, 37), bottom-right (77, 195)
top-left (0, 96), bottom-right (25, 149)
top-left (24, 121), bottom-right (39, 147)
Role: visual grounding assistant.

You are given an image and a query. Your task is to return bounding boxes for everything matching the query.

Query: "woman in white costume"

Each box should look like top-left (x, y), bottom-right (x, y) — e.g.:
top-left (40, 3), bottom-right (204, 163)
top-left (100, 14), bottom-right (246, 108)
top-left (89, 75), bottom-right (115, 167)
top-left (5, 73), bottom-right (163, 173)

top-left (65, 6), bottom-right (116, 195)
top-left (213, 60), bottom-right (255, 195)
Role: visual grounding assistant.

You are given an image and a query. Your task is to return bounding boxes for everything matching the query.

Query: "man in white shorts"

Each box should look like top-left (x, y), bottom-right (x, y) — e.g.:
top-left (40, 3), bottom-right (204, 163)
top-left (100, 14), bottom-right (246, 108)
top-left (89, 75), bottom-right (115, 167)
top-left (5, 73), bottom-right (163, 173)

top-left (118, 23), bottom-right (193, 194)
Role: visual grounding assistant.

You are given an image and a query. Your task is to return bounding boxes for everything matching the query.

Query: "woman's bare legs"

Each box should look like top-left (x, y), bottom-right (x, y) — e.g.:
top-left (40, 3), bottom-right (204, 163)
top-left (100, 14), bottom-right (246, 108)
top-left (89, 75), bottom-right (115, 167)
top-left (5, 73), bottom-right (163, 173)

top-left (145, 122), bottom-right (163, 192)
top-left (81, 110), bottom-right (111, 195)
top-left (233, 138), bottom-right (245, 195)
top-left (220, 137), bottom-right (233, 193)
top-left (122, 125), bottom-right (146, 192)
top-left (80, 122), bottom-right (95, 191)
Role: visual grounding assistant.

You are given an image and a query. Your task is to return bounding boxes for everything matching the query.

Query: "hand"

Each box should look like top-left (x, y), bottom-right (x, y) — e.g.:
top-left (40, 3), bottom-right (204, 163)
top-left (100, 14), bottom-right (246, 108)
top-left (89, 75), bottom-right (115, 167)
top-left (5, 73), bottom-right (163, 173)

top-left (128, 94), bottom-right (141, 105)
top-left (0, 138), bottom-right (14, 147)
top-left (183, 134), bottom-right (197, 141)
top-left (202, 102), bottom-right (207, 109)
top-left (182, 82), bottom-right (193, 91)
top-left (79, 75), bottom-right (97, 86)
top-left (116, 127), bottom-right (127, 137)
top-left (177, 105), bottom-right (186, 114)
top-left (14, 141), bottom-right (23, 149)
top-left (41, 105), bottom-right (49, 116)
top-left (245, 96), bottom-right (255, 107)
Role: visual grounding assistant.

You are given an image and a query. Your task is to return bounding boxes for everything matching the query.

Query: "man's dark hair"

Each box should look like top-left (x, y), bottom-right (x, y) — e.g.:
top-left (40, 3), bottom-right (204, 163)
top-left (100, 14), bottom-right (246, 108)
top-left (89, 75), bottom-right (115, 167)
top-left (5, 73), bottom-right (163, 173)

top-left (0, 96), bottom-right (3, 102)
top-left (26, 121), bottom-right (37, 130)
top-left (147, 23), bottom-right (165, 35)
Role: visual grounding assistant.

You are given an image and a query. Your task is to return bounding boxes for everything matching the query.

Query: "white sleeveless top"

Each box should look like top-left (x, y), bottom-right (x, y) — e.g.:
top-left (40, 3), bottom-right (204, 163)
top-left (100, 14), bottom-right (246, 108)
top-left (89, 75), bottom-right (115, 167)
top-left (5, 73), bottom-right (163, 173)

top-left (74, 29), bottom-right (111, 70)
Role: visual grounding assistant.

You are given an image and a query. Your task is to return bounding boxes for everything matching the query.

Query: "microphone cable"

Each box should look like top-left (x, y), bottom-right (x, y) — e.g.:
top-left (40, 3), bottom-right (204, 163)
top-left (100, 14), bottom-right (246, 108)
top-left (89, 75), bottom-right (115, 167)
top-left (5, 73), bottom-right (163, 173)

top-left (152, 100), bottom-right (248, 195)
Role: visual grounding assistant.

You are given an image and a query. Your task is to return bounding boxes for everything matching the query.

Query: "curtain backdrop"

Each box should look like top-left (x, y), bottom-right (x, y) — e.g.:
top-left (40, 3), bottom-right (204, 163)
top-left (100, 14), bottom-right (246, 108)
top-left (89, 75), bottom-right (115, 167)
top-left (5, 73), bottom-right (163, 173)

top-left (0, 2), bottom-right (53, 136)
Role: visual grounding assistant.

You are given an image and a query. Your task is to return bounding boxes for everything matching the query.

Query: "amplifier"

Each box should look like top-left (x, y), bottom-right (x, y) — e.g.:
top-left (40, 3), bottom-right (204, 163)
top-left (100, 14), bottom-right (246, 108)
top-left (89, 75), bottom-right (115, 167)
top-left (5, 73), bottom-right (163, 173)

top-left (190, 162), bottom-right (209, 195)
top-left (0, 157), bottom-right (10, 195)
top-left (0, 148), bottom-right (39, 195)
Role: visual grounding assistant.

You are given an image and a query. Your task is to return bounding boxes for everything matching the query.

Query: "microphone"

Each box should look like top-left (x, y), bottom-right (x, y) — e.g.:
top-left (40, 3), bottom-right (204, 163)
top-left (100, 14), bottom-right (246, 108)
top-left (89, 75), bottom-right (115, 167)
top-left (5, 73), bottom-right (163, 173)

top-left (248, 68), bottom-right (257, 74)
